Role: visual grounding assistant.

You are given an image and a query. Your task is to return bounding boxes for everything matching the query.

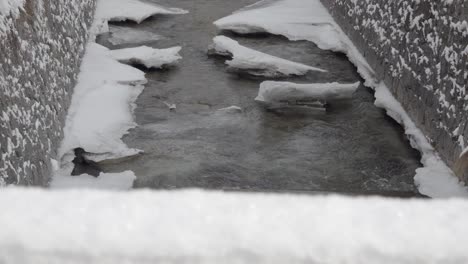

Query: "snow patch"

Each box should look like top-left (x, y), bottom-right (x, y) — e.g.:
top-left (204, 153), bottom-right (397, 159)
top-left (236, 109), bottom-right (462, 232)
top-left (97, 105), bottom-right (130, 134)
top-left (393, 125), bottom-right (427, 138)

top-left (214, 0), bottom-right (344, 51)
top-left (209, 36), bottom-right (326, 77)
top-left (255, 81), bottom-right (360, 103)
top-left (92, 0), bottom-right (188, 35)
top-left (53, 43), bottom-right (146, 189)
top-left (110, 46), bottom-right (182, 69)
top-left (96, 0), bottom-right (188, 23)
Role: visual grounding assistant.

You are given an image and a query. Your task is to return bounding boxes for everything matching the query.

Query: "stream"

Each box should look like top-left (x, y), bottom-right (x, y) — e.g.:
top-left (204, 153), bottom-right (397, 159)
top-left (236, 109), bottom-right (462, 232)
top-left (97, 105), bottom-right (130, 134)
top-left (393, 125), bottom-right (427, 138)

top-left (97, 0), bottom-right (424, 197)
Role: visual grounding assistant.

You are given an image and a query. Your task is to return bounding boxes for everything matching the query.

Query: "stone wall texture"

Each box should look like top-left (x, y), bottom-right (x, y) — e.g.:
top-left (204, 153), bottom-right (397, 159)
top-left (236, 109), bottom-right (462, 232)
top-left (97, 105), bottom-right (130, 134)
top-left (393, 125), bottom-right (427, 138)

top-left (0, 0), bottom-right (96, 186)
top-left (320, 0), bottom-right (468, 182)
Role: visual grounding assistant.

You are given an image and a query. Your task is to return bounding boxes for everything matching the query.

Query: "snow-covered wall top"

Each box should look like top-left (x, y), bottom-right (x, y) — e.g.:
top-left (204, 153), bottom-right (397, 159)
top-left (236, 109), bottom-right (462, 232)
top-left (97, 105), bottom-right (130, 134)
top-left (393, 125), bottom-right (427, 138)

top-left (320, 0), bottom-right (468, 182)
top-left (0, 0), bottom-right (96, 185)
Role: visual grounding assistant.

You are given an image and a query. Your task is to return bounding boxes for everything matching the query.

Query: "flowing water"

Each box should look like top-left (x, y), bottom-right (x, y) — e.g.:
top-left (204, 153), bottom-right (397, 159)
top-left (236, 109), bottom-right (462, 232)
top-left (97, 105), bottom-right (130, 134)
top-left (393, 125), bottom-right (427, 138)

top-left (97, 0), bottom-right (424, 197)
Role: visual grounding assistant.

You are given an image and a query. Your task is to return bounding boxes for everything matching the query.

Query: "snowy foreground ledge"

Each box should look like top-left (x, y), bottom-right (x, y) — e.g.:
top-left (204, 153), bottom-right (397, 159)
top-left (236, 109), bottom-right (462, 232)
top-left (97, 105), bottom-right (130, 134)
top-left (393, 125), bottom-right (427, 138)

top-left (209, 36), bottom-right (326, 77)
top-left (0, 189), bottom-right (468, 264)
top-left (256, 81), bottom-right (360, 103)
top-left (215, 0), bottom-right (468, 198)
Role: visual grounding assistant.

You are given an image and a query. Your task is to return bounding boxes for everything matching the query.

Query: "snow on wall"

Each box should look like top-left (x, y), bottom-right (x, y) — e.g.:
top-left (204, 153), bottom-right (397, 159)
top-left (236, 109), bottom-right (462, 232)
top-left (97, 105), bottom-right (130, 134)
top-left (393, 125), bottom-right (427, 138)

top-left (0, 0), bottom-right (96, 186)
top-left (320, 0), bottom-right (468, 183)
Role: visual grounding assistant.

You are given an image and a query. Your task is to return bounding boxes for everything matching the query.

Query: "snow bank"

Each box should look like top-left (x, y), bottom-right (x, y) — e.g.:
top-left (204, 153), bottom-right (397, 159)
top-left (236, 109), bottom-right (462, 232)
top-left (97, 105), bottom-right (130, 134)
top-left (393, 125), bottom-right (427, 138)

top-left (214, 0), bottom-right (344, 51)
top-left (209, 36), bottom-right (326, 77)
top-left (110, 46), bottom-right (182, 69)
top-left (93, 0), bottom-right (188, 35)
top-left (1, 188), bottom-right (468, 263)
top-left (255, 81), bottom-right (360, 103)
top-left (59, 43), bottom-right (145, 158)
top-left (53, 43), bottom-right (145, 189)
top-left (216, 0), bottom-right (468, 198)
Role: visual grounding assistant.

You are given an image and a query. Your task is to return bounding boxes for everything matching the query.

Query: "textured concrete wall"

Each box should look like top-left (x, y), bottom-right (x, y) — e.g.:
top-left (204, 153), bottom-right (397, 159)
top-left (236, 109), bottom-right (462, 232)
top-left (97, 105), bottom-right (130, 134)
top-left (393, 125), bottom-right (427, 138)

top-left (320, 0), bottom-right (468, 182)
top-left (0, 0), bottom-right (96, 186)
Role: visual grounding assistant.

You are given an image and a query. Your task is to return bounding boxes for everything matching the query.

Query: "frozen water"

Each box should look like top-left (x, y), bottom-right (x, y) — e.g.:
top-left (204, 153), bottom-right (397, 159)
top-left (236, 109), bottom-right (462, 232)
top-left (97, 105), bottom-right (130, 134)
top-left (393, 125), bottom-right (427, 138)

top-left (209, 35), bottom-right (326, 77)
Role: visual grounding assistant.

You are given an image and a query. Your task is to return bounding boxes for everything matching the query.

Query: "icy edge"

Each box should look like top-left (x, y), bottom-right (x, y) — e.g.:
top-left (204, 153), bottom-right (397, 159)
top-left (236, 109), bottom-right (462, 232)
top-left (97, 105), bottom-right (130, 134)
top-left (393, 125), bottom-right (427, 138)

top-left (331, 15), bottom-right (468, 198)
top-left (210, 35), bottom-right (326, 77)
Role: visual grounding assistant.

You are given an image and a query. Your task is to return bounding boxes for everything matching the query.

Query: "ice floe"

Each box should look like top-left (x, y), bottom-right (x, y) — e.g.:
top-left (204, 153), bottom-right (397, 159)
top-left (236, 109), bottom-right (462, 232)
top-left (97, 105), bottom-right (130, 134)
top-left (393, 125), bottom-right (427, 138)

top-left (110, 46), bottom-right (182, 69)
top-left (209, 35), bottom-right (326, 77)
top-left (255, 81), bottom-right (360, 104)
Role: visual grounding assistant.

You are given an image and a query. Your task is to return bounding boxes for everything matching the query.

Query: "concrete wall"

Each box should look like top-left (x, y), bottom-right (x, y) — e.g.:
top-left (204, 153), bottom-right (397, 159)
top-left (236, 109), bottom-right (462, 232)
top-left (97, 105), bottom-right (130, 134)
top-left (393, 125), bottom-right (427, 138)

top-left (0, 0), bottom-right (96, 186)
top-left (320, 0), bottom-right (468, 182)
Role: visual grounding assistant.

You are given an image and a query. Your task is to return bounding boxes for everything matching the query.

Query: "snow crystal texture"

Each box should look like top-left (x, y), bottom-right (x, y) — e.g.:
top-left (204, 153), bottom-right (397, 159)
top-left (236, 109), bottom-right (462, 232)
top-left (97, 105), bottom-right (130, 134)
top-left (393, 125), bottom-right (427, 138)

top-left (1, 189), bottom-right (468, 264)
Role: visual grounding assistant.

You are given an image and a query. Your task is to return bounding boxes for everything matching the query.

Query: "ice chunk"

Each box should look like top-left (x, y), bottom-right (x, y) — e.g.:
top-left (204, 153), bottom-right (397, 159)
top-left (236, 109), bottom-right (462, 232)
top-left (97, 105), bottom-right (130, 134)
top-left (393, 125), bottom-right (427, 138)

top-left (95, 0), bottom-right (188, 24)
top-left (209, 36), bottom-right (326, 77)
top-left (214, 0), bottom-right (344, 51)
top-left (255, 81), bottom-right (360, 103)
top-left (110, 46), bottom-right (182, 69)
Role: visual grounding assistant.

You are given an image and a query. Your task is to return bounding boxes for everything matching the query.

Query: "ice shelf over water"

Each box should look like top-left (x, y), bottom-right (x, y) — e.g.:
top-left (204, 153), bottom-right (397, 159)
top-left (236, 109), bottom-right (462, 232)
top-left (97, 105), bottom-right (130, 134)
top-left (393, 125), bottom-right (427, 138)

top-left (110, 46), bottom-right (182, 69)
top-left (209, 35), bottom-right (326, 77)
top-left (255, 81), bottom-right (360, 103)
top-left (93, 0), bottom-right (188, 35)
top-left (1, 189), bottom-right (468, 264)
top-left (50, 0), bottom-right (189, 190)
top-left (215, 0), bottom-right (468, 198)
top-left (96, 0), bottom-right (188, 23)
top-left (214, 0), bottom-right (344, 51)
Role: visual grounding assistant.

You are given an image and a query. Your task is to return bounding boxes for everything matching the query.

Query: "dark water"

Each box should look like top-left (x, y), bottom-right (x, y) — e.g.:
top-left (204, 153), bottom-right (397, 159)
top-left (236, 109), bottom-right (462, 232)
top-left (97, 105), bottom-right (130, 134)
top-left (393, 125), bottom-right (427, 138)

top-left (97, 0), bottom-right (423, 197)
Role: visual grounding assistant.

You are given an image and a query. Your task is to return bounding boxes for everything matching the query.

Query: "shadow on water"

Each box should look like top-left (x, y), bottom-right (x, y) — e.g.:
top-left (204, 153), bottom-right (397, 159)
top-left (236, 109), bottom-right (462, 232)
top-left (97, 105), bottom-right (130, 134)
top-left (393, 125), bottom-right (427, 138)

top-left (97, 0), bottom-right (424, 198)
